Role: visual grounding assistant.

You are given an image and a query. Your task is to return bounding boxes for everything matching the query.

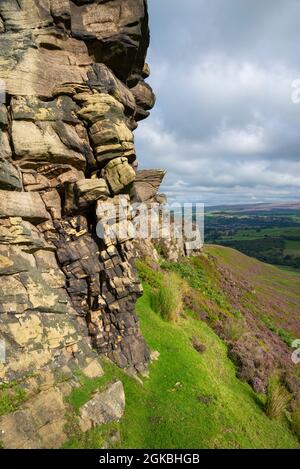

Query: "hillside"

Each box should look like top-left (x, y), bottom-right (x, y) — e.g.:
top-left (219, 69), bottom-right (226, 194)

top-left (63, 246), bottom-right (300, 448)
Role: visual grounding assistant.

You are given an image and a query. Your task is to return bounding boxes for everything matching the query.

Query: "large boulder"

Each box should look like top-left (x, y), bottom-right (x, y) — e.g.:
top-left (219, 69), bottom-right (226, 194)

top-left (74, 178), bottom-right (109, 208)
top-left (0, 192), bottom-right (50, 224)
top-left (76, 92), bottom-right (136, 167)
top-left (132, 169), bottom-right (166, 202)
top-left (103, 157), bottom-right (136, 194)
top-left (70, 0), bottom-right (149, 82)
top-left (79, 381), bottom-right (125, 432)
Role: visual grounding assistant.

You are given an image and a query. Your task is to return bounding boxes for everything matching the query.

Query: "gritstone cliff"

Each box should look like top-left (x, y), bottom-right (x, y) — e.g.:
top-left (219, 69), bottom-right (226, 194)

top-left (0, 0), bottom-right (165, 448)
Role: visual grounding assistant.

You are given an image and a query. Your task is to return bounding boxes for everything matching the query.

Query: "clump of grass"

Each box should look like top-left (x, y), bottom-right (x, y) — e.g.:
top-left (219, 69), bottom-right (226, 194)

top-left (291, 402), bottom-right (300, 439)
top-left (0, 383), bottom-right (27, 416)
top-left (150, 272), bottom-right (183, 322)
top-left (265, 374), bottom-right (291, 420)
top-left (161, 257), bottom-right (233, 312)
top-left (222, 318), bottom-right (247, 342)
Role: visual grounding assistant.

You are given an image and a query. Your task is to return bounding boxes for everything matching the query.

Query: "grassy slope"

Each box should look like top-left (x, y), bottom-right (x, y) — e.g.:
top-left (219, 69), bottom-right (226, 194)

top-left (65, 275), bottom-right (299, 448)
top-left (206, 245), bottom-right (300, 338)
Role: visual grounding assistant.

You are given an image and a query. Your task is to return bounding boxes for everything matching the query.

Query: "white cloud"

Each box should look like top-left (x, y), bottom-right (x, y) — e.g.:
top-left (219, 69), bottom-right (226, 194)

top-left (138, 0), bottom-right (300, 205)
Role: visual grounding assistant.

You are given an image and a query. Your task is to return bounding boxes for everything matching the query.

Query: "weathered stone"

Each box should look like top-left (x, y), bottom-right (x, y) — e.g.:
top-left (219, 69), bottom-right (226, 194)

top-left (103, 157), bottom-right (136, 194)
top-left (82, 358), bottom-right (104, 379)
top-left (0, 0), bottom-right (157, 448)
top-left (0, 0), bottom-right (52, 32)
top-left (50, 0), bottom-right (71, 26)
top-left (70, 0), bottom-right (149, 82)
top-left (55, 168), bottom-right (85, 187)
top-left (41, 190), bottom-right (62, 220)
top-left (131, 80), bottom-right (156, 121)
top-left (12, 121), bottom-right (87, 172)
top-left (0, 388), bottom-right (67, 449)
top-left (11, 96), bottom-right (80, 124)
top-left (131, 169), bottom-right (166, 202)
top-left (0, 218), bottom-right (52, 251)
top-left (96, 194), bottom-right (132, 224)
top-left (0, 34), bottom-right (92, 98)
top-left (0, 105), bottom-right (8, 129)
top-left (0, 158), bottom-right (22, 191)
top-left (79, 381), bottom-right (125, 432)
top-left (76, 93), bottom-right (136, 166)
top-left (22, 170), bottom-right (50, 192)
top-left (155, 193), bottom-right (168, 205)
top-left (0, 130), bottom-right (12, 160)
top-left (87, 63), bottom-right (136, 114)
top-left (142, 63), bottom-right (151, 79)
top-left (0, 192), bottom-right (50, 224)
top-left (74, 178), bottom-right (109, 208)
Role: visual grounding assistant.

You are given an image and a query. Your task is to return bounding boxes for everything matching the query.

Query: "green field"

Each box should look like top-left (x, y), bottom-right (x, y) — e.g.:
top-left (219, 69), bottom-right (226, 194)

top-left (218, 226), bottom-right (300, 242)
top-left (205, 212), bottom-right (300, 269)
top-left (284, 240), bottom-right (300, 256)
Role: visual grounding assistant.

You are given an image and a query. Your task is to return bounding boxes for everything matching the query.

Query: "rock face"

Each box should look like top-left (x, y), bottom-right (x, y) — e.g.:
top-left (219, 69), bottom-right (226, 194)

top-left (0, 0), bottom-right (155, 378)
top-left (0, 0), bottom-right (161, 449)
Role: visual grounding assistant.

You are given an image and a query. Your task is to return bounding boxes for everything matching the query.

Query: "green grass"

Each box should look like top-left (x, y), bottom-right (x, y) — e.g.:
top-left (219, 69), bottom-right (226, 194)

top-left (150, 272), bottom-right (183, 322)
top-left (277, 265), bottom-right (300, 274)
top-left (65, 283), bottom-right (299, 449)
top-left (161, 257), bottom-right (234, 313)
top-left (265, 374), bottom-right (291, 420)
top-left (260, 314), bottom-right (296, 347)
top-left (0, 382), bottom-right (27, 416)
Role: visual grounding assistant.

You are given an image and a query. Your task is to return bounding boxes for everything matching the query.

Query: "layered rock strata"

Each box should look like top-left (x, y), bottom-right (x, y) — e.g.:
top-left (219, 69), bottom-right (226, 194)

top-left (0, 0), bottom-right (161, 449)
top-left (0, 0), bottom-right (157, 382)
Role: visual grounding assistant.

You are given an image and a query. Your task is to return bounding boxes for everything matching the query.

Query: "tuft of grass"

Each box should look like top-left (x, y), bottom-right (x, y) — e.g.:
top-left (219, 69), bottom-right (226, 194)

top-left (222, 318), bottom-right (247, 342)
top-left (265, 374), bottom-right (291, 420)
top-left (150, 272), bottom-right (183, 322)
top-left (161, 257), bottom-right (234, 314)
top-left (0, 382), bottom-right (27, 416)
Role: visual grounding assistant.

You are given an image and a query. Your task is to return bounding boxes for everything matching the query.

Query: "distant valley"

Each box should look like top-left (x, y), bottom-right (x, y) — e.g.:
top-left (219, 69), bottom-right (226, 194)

top-left (204, 202), bottom-right (300, 270)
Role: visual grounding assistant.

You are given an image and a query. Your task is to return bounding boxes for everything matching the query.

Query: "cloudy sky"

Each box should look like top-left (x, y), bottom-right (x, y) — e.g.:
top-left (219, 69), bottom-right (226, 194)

top-left (135, 0), bottom-right (300, 205)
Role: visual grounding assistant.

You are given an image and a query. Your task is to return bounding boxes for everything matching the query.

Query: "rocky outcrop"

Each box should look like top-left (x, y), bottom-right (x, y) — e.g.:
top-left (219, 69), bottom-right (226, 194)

top-left (0, 0), bottom-right (155, 375)
top-left (0, 0), bottom-right (160, 449)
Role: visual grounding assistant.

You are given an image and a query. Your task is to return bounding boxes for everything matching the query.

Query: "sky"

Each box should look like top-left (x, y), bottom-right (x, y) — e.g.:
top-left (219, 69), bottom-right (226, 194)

top-left (135, 0), bottom-right (300, 205)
